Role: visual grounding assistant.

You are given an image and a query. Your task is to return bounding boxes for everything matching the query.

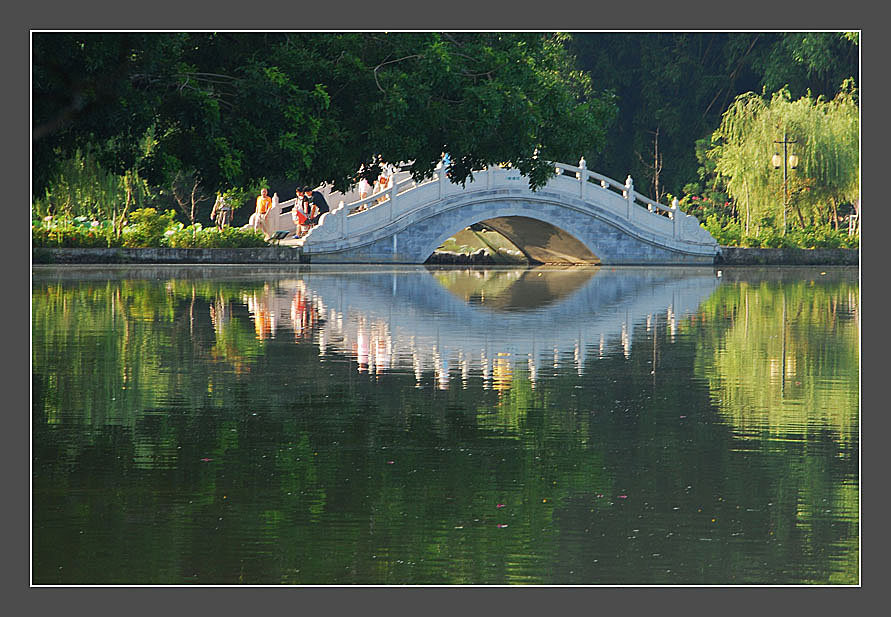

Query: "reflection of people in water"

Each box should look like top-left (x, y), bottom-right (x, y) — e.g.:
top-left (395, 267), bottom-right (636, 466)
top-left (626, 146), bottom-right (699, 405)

top-left (373, 327), bottom-right (392, 374)
top-left (492, 352), bottom-right (513, 393)
top-left (209, 292), bottom-right (230, 335)
top-left (350, 318), bottom-right (394, 376)
top-left (254, 308), bottom-right (274, 340)
top-left (355, 317), bottom-right (369, 373)
top-left (246, 289), bottom-right (276, 340)
top-left (290, 281), bottom-right (319, 341)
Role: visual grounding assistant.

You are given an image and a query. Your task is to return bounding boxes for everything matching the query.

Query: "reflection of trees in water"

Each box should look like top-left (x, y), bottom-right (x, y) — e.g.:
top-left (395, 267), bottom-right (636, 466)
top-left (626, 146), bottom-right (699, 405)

top-left (691, 276), bottom-right (859, 584)
top-left (694, 278), bottom-right (859, 442)
top-left (32, 270), bottom-right (860, 584)
top-left (210, 292), bottom-right (263, 375)
top-left (33, 279), bottom-right (270, 429)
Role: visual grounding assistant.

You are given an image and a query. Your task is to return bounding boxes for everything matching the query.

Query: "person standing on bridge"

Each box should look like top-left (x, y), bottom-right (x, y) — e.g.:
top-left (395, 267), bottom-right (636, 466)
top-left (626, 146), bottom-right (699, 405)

top-left (291, 186), bottom-right (311, 238)
top-left (374, 164), bottom-right (392, 205)
top-left (358, 174), bottom-right (372, 201)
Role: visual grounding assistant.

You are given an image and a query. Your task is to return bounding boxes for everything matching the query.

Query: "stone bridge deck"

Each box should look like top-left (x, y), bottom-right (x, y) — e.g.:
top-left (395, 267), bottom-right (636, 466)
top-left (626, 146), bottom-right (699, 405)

top-left (262, 161), bottom-right (719, 265)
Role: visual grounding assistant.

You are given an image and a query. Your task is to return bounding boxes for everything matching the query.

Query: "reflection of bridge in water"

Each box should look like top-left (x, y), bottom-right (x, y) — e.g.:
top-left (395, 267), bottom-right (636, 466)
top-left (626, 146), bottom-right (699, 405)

top-left (242, 266), bottom-right (721, 390)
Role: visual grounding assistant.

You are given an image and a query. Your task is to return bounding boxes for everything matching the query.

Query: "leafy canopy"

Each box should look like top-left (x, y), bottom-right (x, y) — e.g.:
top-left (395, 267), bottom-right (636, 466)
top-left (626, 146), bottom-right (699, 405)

top-left (33, 32), bottom-right (617, 197)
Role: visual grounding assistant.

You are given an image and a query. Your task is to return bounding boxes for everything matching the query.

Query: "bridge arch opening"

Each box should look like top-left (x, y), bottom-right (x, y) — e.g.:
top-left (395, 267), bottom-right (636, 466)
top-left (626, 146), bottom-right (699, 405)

top-left (427, 216), bottom-right (601, 265)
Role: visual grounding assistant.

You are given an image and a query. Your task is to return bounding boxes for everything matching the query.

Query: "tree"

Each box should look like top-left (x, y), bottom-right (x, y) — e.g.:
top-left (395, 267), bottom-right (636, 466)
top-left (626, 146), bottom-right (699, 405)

top-left (170, 170), bottom-right (211, 226)
top-left (707, 83), bottom-right (859, 235)
top-left (566, 32), bottom-right (858, 198)
top-left (33, 32), bottom-right (618, 201)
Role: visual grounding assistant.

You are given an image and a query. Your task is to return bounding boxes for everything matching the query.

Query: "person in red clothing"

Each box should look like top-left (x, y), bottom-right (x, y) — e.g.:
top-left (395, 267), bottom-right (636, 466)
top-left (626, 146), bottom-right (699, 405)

top-left (291, 187), bottom-right (310, 237)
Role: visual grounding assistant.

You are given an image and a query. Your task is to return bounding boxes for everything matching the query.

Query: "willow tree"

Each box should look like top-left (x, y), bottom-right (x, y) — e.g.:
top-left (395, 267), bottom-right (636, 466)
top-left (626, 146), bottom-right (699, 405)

top-left (707, 82), bottom-right (859, 235)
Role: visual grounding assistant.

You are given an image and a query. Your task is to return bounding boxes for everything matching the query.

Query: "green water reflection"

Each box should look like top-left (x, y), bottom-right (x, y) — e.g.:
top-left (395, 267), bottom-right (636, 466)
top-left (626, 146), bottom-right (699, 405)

top-left (32, 266), bottom-right (859, 585)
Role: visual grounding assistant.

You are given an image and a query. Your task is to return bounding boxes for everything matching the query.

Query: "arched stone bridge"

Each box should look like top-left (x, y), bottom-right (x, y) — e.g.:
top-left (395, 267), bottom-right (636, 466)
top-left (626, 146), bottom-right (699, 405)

top-left (267, 160), bottom-right (719, 264)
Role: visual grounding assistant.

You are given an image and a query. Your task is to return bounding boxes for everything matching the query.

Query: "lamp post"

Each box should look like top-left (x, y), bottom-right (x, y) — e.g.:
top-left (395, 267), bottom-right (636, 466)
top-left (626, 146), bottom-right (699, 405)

top-left (772, 131), bottom-right (799, 236)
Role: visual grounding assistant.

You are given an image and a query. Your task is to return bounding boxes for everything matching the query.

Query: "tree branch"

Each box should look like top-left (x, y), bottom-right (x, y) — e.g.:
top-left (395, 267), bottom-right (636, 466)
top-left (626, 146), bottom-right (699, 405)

top-left (373, 54), bottom-right (423, 92)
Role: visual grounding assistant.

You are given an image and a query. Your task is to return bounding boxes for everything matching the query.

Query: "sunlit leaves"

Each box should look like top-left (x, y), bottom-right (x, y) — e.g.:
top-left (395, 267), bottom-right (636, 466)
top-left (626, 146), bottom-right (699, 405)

top-left (707, 85), bottom-right (859, 233)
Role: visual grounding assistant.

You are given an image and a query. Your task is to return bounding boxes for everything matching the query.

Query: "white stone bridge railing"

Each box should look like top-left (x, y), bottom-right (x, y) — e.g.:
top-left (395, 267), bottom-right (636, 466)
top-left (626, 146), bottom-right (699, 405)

top-left (552, 158), bottom-right (686, 232)
top-left (261, 158), bottom-right (717, 264)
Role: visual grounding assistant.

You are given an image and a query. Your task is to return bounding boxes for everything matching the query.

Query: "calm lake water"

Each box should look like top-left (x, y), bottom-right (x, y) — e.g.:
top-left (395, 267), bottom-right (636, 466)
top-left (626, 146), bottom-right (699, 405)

top-left (31, 265), bottom-right (859, 585)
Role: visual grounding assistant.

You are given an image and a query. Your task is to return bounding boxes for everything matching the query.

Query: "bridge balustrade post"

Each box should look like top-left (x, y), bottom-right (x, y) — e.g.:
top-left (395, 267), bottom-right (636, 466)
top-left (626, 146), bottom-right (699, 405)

top-left (339, 201), bottom-right (345, 238)
top-left (671, 198), bottom-right (680, 239)
top-left (625, 176), bottom-right (634, 220)
top-left (439, 165), bottom-right (445, 199)
top-left (578, 157), bottom-right (586, 199)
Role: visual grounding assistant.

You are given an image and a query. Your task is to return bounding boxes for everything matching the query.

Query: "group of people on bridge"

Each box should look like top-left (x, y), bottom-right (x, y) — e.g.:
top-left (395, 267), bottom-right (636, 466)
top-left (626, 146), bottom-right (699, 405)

top-left (209, 185), bottom-right (331, 239)
top-left (247, 186), bottom-right (331, 239)
top-left (211, 161), bottom-right (399, 238)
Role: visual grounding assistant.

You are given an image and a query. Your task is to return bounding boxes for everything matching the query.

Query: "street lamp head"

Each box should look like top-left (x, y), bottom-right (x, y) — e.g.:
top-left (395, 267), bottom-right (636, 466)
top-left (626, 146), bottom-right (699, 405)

top-left (788, 153), bottom-right (799, 169)
top-left (772, 152), bottom-right (782, 169)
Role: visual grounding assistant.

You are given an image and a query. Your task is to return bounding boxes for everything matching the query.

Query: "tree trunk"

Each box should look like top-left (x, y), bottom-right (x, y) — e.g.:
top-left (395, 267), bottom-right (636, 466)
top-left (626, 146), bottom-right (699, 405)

top-left (653, 128), bottom-right (662, 203)
top-left (190, 179), bottom-right (198, 225)
top-left (794, 201), bottom-right (806, 229)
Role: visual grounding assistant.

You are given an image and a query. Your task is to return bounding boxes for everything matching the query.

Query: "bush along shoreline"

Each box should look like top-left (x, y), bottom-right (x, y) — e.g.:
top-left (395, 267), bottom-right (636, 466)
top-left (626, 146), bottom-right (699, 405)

top-left (32, 208), bottom-right (268, 250)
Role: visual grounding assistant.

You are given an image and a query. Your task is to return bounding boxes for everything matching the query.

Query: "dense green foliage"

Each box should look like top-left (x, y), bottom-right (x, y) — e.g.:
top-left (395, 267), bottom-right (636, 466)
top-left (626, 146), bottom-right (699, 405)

top-left (31, 216), bottom-right (118, 248)
top-left (164, 223), bottom-right (269, 248)
top-left (707, 85), bottom-right (859, 238)
top-left (32, 208), bottom-right (268, 248)
top-left (33, 33), bottom-right (616, 200)
top-left (701, 215), bottom-right (859, 249)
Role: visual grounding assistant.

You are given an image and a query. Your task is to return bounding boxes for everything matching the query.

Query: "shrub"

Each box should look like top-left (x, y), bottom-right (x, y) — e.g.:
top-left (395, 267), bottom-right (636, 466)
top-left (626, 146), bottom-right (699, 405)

top-left (703, 215), bottom-right (743, 246)
top-left (32, 217), bottom-right (119, 248)
top-left (758, 227), bottom-right (784, 248)
top-left (164, 224), bottom-right (267, 248)
top-left (213, 226), bottom-right (267, 248)
top-left (33, 214), bottom-right (270, 250)
top-left (121, 208), bottom-right (178, 248)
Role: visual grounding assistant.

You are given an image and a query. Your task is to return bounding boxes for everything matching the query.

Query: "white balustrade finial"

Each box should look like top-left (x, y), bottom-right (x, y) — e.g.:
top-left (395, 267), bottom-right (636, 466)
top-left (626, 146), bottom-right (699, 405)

top-left (578, 157), bottom-right (586, 169)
